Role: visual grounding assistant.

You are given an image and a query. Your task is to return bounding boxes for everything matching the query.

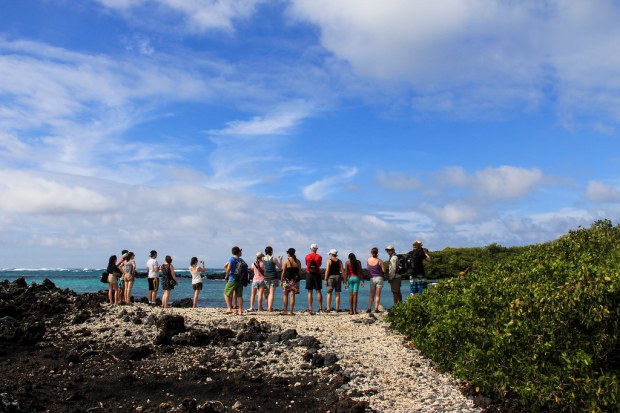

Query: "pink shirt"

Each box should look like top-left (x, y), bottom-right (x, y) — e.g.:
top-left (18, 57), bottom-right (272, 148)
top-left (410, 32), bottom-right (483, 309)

top-left (251, 261), bottom-right (265, 282)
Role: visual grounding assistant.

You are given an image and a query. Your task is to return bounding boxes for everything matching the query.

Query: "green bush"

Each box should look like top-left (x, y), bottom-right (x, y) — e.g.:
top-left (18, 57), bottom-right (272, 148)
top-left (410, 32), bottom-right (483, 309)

top-left (387, 220), bottom-right (620, 412)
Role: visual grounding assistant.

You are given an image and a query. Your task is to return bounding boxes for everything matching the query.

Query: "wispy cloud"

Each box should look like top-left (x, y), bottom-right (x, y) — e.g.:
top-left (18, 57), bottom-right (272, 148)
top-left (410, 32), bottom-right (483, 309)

top-left (302, 167), bottom-right (359, 201)
top-left (208, 102), bottom-right (312, 136)
top-left (96, 0), bottom-right (264, 33)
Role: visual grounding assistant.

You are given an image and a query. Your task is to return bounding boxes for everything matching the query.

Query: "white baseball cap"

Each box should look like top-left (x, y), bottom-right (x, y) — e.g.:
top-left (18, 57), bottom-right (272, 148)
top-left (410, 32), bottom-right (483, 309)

top-left (310, 243), bottom-right (318, 250)
top-left (385, 245), bottom-right (395, 251)
top-left (328, 249), bottom-right (338, 256)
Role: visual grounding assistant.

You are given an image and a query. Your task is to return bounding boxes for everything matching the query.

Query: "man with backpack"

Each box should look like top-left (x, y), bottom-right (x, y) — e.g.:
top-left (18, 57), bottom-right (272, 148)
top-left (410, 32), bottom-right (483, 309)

top-left (406, 240), bottom-right (432, 296)
top-left (305, 243), bottom-right (323, 314)
top-left (385, 245), bottom-right (403, 304)
top-left (224, 246), bottom-right (247, 315)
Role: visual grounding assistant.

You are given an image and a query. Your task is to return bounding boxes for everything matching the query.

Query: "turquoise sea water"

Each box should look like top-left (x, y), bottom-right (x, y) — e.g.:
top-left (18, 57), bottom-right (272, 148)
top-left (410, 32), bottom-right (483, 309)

top-left (0, 268), bottom-right (415, 311)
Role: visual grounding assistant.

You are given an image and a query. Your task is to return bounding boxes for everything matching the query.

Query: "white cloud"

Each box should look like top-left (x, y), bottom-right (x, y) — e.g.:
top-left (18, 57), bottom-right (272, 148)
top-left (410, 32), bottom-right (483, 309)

top-left (473, 166), bottom-right (544, 200)
top-left (586, 181), bottom-right (620, 202)
top-left (302, 167), bottom-right (358, 201)
top-left (422, 203), bottom-right (480, 225)
top-left (288, 0), bottom-right (620, 122)
top-left (0, 170), bottom-right (116, 214)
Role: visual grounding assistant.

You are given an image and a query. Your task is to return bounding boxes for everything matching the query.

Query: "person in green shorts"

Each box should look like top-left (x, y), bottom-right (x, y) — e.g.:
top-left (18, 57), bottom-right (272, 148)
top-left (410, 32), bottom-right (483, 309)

top-left (224, 246), bottom-right (245, 315)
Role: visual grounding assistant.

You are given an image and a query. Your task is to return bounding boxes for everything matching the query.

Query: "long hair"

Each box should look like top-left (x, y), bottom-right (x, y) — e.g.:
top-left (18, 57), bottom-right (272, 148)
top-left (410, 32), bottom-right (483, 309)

top-left (348, 253), bottom-right (360, 275)
top-left (190, 257), bottom-right (198, 267)
top-left (108, 255), bottom-right (117, 267)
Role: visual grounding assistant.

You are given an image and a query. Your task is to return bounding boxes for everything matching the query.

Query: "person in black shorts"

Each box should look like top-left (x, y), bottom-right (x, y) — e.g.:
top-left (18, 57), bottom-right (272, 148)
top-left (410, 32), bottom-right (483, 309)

top-left (305, 243), bottom-right (323, 314)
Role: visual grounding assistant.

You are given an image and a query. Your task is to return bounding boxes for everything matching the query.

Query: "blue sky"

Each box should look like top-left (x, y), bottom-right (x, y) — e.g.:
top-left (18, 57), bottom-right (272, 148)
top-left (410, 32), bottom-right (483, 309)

top-left (1, 0), bottom-right (619, 269)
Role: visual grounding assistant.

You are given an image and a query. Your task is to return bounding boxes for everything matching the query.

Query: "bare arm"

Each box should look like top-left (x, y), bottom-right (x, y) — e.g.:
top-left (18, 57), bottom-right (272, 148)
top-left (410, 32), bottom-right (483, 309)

top-left (170, 264), bottom-right (178, 282)
top-left (324, 260), bottom-right (331, 281)
top-left (224, 261), bottom-right (231, 280)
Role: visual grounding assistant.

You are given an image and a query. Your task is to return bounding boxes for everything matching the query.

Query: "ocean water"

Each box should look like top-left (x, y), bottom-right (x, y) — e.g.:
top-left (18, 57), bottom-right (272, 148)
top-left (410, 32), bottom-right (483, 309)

top-left (0, 268), bottom-right (424, 311)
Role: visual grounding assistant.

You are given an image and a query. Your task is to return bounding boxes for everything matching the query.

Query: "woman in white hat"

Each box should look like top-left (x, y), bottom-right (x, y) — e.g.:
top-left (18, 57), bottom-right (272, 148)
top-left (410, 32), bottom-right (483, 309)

top-left (324, 249), bottom-right (344, 312)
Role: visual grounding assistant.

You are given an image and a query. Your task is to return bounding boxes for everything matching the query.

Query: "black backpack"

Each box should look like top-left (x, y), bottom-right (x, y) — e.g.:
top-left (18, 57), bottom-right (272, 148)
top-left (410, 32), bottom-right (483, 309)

top-left (309, 258), bottom-right (318, 272)
top-left (395, 254), bottom-right (408, 275)
top-left (234, 258), bottom-right (249, 287)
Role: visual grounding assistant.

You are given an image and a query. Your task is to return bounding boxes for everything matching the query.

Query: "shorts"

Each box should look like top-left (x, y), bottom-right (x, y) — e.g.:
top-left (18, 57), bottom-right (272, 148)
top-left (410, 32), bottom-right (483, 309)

top-left (107, 274), bottom-right (118, 284)
top-left (123, 273), bottom-right (134, 282)
top-left (224, 281), bottom-right (243, 297)
top-left (282, 279), bottom-right (300, 293)
top-left (264, 279), bottom-right (279, 289)
top-left (193, 282), bottom-right (203, 291)
top-left (326, 275), bottom-right (342, 293)
top-left (389, 277), bottom-right (402, 294)
top-left (252, 280), bottom-right (266, 290)
top-left (370, 277), bottom-right (384, 289)
top-left (148, 278), bottom-right (159, 291)
top-left (347, 276), bottom-right (361, 293)
top-left (305, 272), bottom-right (322, 290)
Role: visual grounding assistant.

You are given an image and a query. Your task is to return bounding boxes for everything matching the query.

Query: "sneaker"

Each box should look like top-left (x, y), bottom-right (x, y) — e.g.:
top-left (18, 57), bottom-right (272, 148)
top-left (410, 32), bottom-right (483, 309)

top-left (374, 309), bottom-right (381, 313)
top-left (366, 308), bottom-right (372, 314)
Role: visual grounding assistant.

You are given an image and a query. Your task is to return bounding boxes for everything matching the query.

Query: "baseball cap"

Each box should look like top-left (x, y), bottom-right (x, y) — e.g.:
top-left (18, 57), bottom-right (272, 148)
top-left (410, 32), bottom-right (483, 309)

top-left (328, 249), bottom-right (338, 256)
top-left (310, 243), bottom-right (318, 250)
top-left (385, 245), bottom-right (395, 251)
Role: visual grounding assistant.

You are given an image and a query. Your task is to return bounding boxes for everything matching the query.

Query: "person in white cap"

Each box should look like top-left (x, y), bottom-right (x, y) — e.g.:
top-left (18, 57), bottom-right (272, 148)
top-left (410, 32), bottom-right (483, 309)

top-left (305, 243), bottom-right (323, 314)
top-left (385, 245), bottom-right (403, 304)
top-left (324, 249), bottom-right (344, 312)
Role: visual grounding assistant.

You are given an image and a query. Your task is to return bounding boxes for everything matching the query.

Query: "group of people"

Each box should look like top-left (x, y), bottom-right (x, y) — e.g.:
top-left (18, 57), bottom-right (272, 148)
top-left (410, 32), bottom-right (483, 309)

top-left (105, 250), bottom-right (202, 308)
top-left (103, 240), bottom-right (432, 314)
top-left (223, 241), bottom-right (431, 316)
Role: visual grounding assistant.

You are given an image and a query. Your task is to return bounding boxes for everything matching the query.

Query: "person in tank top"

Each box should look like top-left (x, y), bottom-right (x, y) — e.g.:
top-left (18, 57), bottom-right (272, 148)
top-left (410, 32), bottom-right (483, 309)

top-left (281, 248), bottom-right (301, 315)
top-left (262, 246), bottom-right (283, 312)
top-left (324, 249), bottom-right (344, 312)
top-left (366, 247), bottom-right (384, 313)
top-left (345, 253), bottom-right (364, 314)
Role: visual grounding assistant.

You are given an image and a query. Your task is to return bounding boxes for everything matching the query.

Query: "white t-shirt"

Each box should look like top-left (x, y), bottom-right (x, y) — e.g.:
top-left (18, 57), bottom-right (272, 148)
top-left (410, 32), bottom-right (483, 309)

top-left (190, 266), bottom-right (202, 284)
top-left (146, 258), bottom-right (159, 278)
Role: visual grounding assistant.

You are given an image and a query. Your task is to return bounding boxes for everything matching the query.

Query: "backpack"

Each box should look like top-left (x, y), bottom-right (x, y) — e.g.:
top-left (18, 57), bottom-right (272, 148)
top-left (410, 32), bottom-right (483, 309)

top-left (234, 258), bottom-right (249, 287)
top-left (308, 258), bottom-right (318, 272)
top-left (395, 254), bottom-right (408, 275)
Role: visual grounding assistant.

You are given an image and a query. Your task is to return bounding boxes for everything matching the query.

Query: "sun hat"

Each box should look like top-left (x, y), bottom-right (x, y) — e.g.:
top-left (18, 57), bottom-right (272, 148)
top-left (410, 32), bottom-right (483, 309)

top-left (310, 243), bottom-right (318, 250)
top-left (413, 240), bottom-right (423, 246)
top-left (328, 249), bottom-right (338, 256)
top-left (256, 251), bottom-right (264, 258)
top-left (385, 245), bottom-right (395, 251)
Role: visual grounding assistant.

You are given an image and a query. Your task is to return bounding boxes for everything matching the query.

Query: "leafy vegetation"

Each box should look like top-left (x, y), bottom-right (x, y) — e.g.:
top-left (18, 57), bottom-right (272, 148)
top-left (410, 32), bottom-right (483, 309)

top-left (425, 243), bottom-right (527, 279)
top-left (387, 220), bottom-right (620, 412)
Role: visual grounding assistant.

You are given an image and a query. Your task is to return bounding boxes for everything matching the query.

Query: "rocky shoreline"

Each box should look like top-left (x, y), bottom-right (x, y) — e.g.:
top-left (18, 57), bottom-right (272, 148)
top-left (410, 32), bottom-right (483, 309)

top-left (0, 278), bottom-right (484, 412)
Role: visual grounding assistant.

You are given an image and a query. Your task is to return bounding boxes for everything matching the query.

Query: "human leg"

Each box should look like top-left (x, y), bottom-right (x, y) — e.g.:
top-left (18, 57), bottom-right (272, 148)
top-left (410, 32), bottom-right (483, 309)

top-left (249, 286), bottom-right (257, 310)
top-left (193, 289), bottom-right (199, 308)
top-left (125, 280), bottom-right (134, 304)
top-left (289, 290), bottom-right (295, 315)
top-left (258, 287), bottom-right (265, 311)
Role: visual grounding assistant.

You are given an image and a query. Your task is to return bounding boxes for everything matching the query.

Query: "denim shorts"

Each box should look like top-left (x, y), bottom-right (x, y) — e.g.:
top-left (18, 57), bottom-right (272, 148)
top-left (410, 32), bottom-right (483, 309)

top-left (370, 277), bottom-right (384, 289)
top-left (252, 280), bottom-right (267, 289)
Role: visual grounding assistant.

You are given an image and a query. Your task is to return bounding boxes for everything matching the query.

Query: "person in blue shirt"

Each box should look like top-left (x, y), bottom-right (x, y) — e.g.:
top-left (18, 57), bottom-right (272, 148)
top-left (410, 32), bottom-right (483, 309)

top-left (224, 246), bottom-right (245, 315)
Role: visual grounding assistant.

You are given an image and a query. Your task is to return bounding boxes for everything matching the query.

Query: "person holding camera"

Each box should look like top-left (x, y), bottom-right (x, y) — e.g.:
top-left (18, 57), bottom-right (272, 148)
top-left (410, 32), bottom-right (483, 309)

top-left (407, 240), bottom-right (431, 296)
top-left (190, 256), bottom-right (206, 308)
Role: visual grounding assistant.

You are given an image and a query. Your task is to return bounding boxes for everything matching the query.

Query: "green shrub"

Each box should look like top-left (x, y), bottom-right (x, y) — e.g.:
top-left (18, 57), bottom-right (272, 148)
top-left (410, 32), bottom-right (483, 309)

top-left (387, 220), bottom-right (620, 412)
